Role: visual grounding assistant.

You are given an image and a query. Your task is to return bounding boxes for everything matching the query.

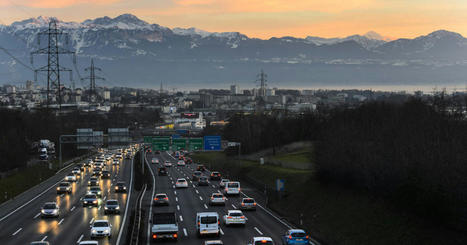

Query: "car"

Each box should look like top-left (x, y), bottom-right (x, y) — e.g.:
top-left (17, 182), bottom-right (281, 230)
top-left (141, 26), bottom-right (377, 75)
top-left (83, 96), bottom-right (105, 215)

top-left (158, 167), bottom-right (168, 176)
top-left (90, 219), bottom-right (112, 238)
top-left (204, 241), bottom-right (223, 245)
top-left (196, 212), bottom-right (220, 237)
top-left (175, 178), bottom-right (188, 188)
top-left (248, 237), bottom-right (275, 245)
top-left (210, 171), bottom-right (221, 180)
top-left (83, 160), bottom-right (93, 167)
top-left (88, 177), bottom-right (99, 186)
top-left (104, 199), bottom-right (120, 214)
top-left (282, 229), bottom-right (310, 245)
top-left (78, 241), bottom-right (98, 245)
top-left (153, 193), bottom-right (169, 206)
top-left (196, 164), bottom-right (206, 171)
top-left (164, 161), bottom-right (172, 167)
top-left (223, 210), bottom-right (247, 226)
top-left (83, 194), bottom-right (99, 207)
top-left (92, 170), bottom-right (102, 177)
top-left (72, 167), bottom-right (81, 175)
top-left (185, 157), bottom-right (193, 164)
top-left (41, 202), bottom-right (60, 218)
top-left (152, 158), bottom-right (159, 164)
top-left (240, 198), bottom-right (257, 210)
top-left (112, 159), bottom-right (120, 165)
top-left (56, 182), bottom-right (72, 194)
top-left (64, 173), bottom-right (77, 182)
top-left (192, 171), bottom-right (202, 181)
top-left (89, 186), bottom-right (102, 197)
top-left (198, 176), bottom-right (209, 186)
top-left (209, 193), bottom-right (226, 206)
top-left (101, 170), bottom-right (111, 179)
top-left (224, 181), bottom-right (241, 195)
top-left (76, 163), bottom-right (85, 171)
top-left (219, 179), bottom-right (230, 188)
top-left (115, 181), bottom-right (127, 192)
top-left (177, 160), bottom-right (185, 166)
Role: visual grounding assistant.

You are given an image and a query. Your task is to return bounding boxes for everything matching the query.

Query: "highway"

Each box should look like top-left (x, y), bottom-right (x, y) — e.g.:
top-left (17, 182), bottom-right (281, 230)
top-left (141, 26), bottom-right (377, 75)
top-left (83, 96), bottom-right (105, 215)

top-left (0, 154), bottom-right (134, 245)
top-left (143, 151), bottom-right (295, 245)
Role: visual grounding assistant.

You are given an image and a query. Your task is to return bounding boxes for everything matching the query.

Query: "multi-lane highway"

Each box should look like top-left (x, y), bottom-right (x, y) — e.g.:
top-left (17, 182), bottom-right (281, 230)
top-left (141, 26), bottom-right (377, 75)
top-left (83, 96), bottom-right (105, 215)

top-left (143, 151), bottom-right (296, 245)
top-left (0, 152), bottom-right (134, 245)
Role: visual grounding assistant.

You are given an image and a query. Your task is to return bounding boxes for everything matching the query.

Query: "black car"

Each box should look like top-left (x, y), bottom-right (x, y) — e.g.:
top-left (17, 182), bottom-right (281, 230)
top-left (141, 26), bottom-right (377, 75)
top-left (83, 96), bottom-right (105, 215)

top-left (101, 170), bottom-right (111, 179)
top-left (210, 171), bottom-right (221, 181)
top-left (192, 171), bottom-right (202, 181)
top-left (76, 163), bottom-right (85, 171)
top-left (198, 176), bottom-right (209, 186)
top-left (104, 199), bottom-right (120, 214)
top-left (158, 167), bottom-right (167, 176)
top-left (115, 182), bottom-right (127, 193)
top-left (196, 164), bottom-right (206, 172)
top-left (82, 194), bottom-right (98, 207)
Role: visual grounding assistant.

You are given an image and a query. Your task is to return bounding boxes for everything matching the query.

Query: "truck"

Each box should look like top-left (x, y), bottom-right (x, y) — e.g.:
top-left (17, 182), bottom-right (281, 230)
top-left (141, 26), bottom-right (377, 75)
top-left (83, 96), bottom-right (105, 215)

top-left (151, 212), bottom-right (179, 240)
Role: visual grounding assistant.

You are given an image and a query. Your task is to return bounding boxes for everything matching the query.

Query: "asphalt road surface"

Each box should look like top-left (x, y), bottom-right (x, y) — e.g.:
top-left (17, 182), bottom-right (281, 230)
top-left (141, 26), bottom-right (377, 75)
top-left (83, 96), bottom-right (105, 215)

top-left (0, 156), bottom-right (134, 245)
top-left (144, 151), bottom-right (295, 245)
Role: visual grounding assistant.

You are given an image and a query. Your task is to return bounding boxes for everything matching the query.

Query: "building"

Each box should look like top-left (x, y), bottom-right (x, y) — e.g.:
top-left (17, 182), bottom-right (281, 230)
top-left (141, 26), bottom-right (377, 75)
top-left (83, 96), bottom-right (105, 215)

top-left (26, 81), bottom-right (34, 91)
top-left (230, 85), bottom-right (240, 95)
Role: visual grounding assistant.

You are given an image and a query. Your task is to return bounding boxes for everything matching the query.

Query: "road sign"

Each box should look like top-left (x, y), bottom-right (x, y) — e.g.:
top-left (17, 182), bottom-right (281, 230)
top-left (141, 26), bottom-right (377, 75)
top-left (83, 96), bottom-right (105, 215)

top-left (144, 136), bottom-right (152, 143)
top-left (172, 138), bottom-right (187, 151)
top-left (188, 138), bottom-right (203, 151)
top-left (152, 137), bottom-right (170, 151)
top-left (276, 179), bottom-right (285, 192)
top-left (172, 134), bottom-right (181, 139)
top-left (203, 135), bottom-right (221, 151)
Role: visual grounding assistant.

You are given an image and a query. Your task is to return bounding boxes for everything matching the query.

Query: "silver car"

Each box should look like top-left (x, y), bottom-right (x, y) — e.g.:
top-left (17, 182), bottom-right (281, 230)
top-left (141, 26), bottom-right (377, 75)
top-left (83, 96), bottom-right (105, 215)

top-left (104, 199), bottom-right (120, 214)
top-left (41, 202), bottom-right (60, 218)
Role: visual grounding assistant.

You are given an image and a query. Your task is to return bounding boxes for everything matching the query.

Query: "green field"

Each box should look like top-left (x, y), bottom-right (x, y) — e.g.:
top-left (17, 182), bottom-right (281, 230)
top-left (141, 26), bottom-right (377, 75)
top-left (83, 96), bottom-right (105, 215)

top-left (192, 151), bottom-right (467, 245)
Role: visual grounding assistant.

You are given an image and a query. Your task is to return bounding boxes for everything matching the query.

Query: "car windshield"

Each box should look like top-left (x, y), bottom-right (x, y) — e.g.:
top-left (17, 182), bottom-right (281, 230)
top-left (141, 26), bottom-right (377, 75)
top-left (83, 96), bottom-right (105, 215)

top-left (43, 204), bottom-right (56, 209)
top-left (243, 199), bottom-right (254, 203)
top-left (90, 187), bottom-right (100, 191)
top-left (59, 183), bottom-right (69, 186)
top-left (200, 177), bottom-right (208, 181)
top-left (213, 194), bottom-right (223, 198)
top-left (117, 183), bottom-right (125, 186)
top-left (93, 221), bottom-right (109, 227)
top-left (194, 172), bottom-right (201, 175)
top-left (107, 201), bottom-right (118, 205)
top-left (156, 194), bottom-right (167, 198)
top-left (228, 183), bottom-right (239, 188)
top-left (85, 195), bottom-right (96, 199)
top-left (230, 212), bottom-right (242, 216)
top-left (292, 232), bottom-right (307, 237)
top-left (178, 179), bottom-right (186, 182)
top-left (200, 216), bottom-right (217, 224)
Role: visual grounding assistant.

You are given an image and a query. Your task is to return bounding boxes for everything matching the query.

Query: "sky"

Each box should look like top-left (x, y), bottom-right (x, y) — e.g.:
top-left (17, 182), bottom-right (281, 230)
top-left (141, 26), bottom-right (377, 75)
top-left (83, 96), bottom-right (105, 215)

top-left (0, 0), bottom-right (466, 39)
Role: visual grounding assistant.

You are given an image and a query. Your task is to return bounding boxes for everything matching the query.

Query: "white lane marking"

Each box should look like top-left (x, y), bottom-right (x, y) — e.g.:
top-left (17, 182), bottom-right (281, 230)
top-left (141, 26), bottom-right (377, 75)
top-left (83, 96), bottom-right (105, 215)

top-left (254, 227), bottom-right (264, 235)
top-left (183, 228), bottom-right (188, 236)
top-left (70, 206), bottom-right (76, 212)
top-left (232, 204), bottom-right (237, 209)
top-left (58, 218), bottom-right (64, 225)
top-left (103, 196), bottom-right (107, 201)
top-left (89, 217), bottom-right (94, 224)
top-left (195, 190), bottom-right (199, 194)
top-left (220, 228), bottom-right (224, 235)
top-left (199, 196), bottom-right (203, 201)
top-left (60, 194), bottom-right (64, 197)
top-left (77, 234), bottom-right (84, 243)
top-left (192, 185), bottom-right (196, 188)
top-left (177, 205), bottom-right (180, 211)
top-left (174, 191), bottom-right (177, 195)
top-left (175, 197), bottom-right (178, 202)
top-left (12, 228), bottom-right (22, 236)
top-left (204, 204), bottom-right (208, 209)
top-left (179, 215), bottom-right (183, 222)
top-left (173, 185), bottom-right (175, 189)
top-left (212, 185), bottom-right (216, 188)
top-left (98, 205), bottom-right (101, 210)
top-left (33, 213), bottom-right (41, 219)
top-left (41, 235), bottom-right (48, 241)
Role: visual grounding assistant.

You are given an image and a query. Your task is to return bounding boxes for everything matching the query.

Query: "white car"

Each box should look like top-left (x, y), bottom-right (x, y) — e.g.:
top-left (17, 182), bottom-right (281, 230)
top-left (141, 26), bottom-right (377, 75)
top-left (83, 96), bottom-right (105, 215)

top-left (64, 173), bottom-right (77, 182)
top-left (90, 219), bottom-right (112, 238)
top-left (223, 210), bottom-right (247, 226)
top-left (196, 212), bottom-right (220, 237)
top-left (164, 161), bottom-right (172, 167)
top-left (248, 237), bottom-right (275, 245)
top-left (177, 160), bottom-right (185, 166)
top-left (224, 181), bottom-right (241, 195)
top-left (72, 167), bottom-right (81, 175)
top-left (152, 158), bottom-right (159, 164)
top-left (78, 241), bottom-right (98, 245)
top-left (219, 179), bottom-right (230, 188)
top-left (175, 178), bottom-right (188, 188)
top-left (209, 193), bottom-right (226, 206)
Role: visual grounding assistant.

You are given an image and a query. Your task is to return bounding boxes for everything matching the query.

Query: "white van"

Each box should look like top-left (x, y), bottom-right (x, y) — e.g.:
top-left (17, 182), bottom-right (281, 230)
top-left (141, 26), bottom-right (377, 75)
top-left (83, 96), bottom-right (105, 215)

top-left (196, 212), bottom-right (220, 237)
top-left (224, 181), bottom-right (241, 195)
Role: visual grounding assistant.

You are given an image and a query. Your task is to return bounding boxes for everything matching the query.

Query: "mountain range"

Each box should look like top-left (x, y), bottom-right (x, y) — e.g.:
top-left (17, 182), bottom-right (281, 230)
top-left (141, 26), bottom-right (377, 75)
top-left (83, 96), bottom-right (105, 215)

top-left (1, 14), bottom-right (467, 89)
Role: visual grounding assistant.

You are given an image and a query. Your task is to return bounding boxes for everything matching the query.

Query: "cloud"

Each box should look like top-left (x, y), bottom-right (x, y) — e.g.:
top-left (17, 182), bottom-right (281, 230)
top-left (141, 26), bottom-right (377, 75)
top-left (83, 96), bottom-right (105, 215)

top-left (0, 0), bottom-right (120, 8)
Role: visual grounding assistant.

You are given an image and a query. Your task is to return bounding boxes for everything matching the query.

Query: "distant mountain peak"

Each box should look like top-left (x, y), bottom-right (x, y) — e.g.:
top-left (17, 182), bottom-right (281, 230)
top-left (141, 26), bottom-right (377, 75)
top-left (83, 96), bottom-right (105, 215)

top-left (364, 31), bottom-right (392, 41)
top-left (425, 29), bottom-right (464, 39)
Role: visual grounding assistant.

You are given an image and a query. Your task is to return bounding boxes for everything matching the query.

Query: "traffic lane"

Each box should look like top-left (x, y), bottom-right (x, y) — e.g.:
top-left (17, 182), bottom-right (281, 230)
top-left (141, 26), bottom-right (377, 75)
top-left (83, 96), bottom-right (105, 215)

top-left (49, 161), bottom-right (130, 245)
top-left (1, 166), bottom-right (96, 245)
top-left (173, 158), bottom-right (289, 243)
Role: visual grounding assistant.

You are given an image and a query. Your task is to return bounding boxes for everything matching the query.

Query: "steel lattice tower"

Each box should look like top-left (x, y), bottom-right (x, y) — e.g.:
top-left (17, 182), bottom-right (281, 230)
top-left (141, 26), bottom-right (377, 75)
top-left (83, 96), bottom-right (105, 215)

top-left (82, 59), bottom-right (105, 102)
top-left (256, 69), bottom-right (268, 97)
top-left (31, 19), bottom-right (75, 109)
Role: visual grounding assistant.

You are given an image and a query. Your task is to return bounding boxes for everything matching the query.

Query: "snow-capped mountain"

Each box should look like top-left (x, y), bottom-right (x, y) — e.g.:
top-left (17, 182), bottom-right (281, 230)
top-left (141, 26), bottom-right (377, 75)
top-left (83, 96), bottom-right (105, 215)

top-left (1, 14), bottom-right (467, 87)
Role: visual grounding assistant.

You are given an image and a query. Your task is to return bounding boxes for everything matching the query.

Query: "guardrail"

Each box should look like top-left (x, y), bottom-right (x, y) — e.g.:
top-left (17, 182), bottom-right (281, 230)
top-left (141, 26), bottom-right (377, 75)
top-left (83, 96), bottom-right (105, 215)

top-left (129, 184), bottom-right (147, 245)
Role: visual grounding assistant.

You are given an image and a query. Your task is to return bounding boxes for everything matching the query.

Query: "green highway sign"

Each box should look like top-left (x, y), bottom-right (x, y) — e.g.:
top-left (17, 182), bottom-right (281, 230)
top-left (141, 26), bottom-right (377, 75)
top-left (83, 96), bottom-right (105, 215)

top-left (152, 137), bottom-right (170, 151)
top-left (172, 138), bottom-right (187, 151)
top-left (144, 136), bottom-right (152, 144)
top-left (189, 138), bottom-right (203, 151)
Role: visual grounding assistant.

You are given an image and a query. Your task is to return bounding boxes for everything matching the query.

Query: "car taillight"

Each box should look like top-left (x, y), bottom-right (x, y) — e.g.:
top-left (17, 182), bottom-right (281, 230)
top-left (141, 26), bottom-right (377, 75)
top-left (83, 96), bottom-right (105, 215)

top-left (164, 197), bottom-right (168, 200)
top-left (289, 235), bottom-right (292, 239)
top-left (225, 188), bottom-right (228, 191)
top-left (197, 222), bottom-right (200, 225)
top-left (154, 198), bottom-right (159, 201)
top-left (261, 240), bottom-right (268, 243)
top-left (211, 197), bottom-right (214, 200)
top-left (173, 233), bottom-right (178, 238)
top-left (227, 216), bottom-right (232, 219)
top-left (253, 203), bottom-right (257, 206)
top-left (222, 197), bottom-right (226, 200)
top-left (241, 203), bottom-right (245, 206)
top-left (306, 235), bottom-right (309, 239)
top-left (241, 216), bottom-right (245, 219)
top-left (153, 234), bottom-right (157, 239)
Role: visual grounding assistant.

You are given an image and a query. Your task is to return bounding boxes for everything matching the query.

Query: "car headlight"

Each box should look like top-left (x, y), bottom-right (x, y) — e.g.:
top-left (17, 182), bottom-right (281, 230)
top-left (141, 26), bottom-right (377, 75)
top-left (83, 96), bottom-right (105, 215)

top-left (104, 206), bottom-right (108, 210)
top-left (116, 206), bottom-right (120, 209)
top-left (93, 200), bottom-right (97, 203)
top-left (92, 229), bottom-right (97, 233)
top-left (52, 209), bottom-right (58, 214)
top-left (105, 228), bottom-right (110, 233)
top-left (41, 210), bottom-right (46, 214)
top-left (57, 187), bottom-right (60, 190)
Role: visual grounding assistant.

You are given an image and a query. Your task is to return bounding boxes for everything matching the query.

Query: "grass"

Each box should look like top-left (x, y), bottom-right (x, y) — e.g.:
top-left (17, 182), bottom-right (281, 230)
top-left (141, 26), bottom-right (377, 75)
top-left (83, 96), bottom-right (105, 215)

top-left (269, 149), bottom-right (313, 164)
top-left (192, 151), bottom-right (467, 245)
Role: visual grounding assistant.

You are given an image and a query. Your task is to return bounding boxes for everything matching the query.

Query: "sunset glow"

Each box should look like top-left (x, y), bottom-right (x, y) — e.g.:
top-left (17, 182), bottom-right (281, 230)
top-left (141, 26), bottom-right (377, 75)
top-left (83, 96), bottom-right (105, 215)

top-left (0, 0), bottom-right (466, 39)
